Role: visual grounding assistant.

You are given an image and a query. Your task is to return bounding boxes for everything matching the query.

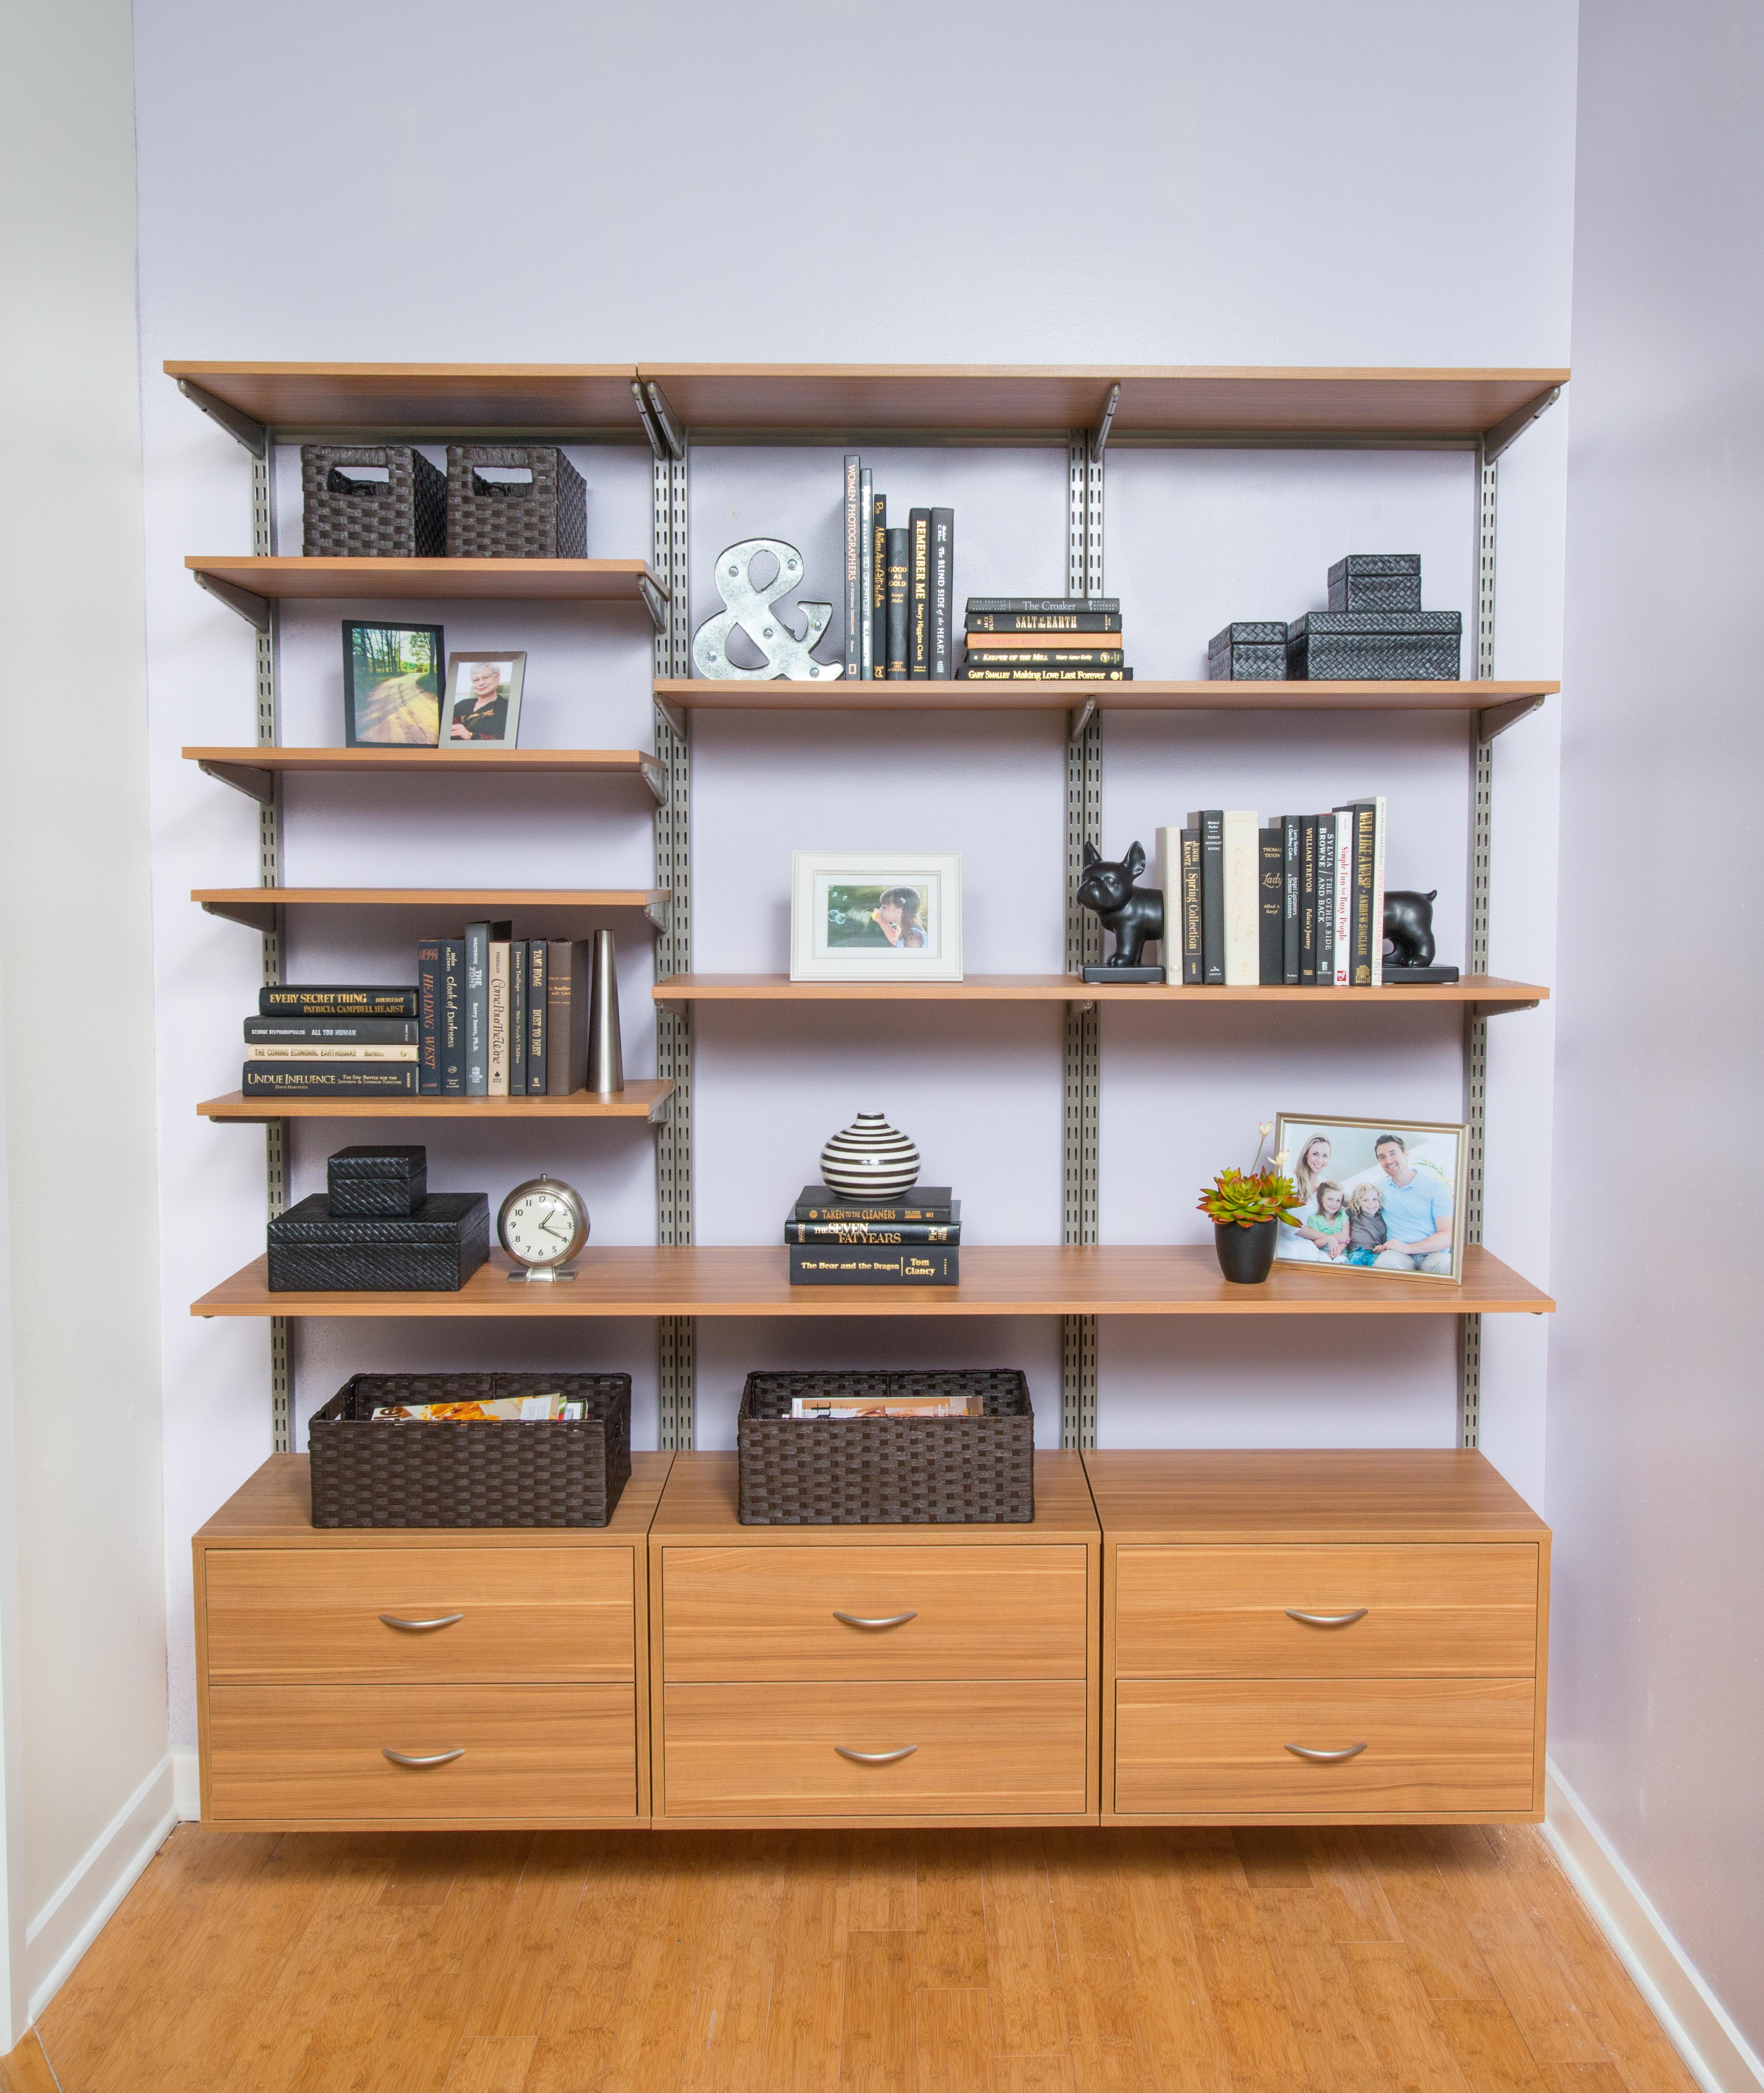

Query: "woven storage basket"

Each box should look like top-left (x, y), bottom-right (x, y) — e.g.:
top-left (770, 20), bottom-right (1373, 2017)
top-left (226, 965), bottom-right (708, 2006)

top-left (301, 445), bottom-right (446, 558)
top-left (445, 444), bottom-right (587, 559)
top-left (737, 1369), bottom-right (1034, 1526)
top-left (308, 1371), bottom-right (631, 1528)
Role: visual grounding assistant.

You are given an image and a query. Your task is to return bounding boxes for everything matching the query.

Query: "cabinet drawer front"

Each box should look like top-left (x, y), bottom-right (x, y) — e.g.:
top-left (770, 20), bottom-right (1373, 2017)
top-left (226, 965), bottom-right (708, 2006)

top-left (661, 1545), bottom-right (1089, 1681)
top-left (1115, 1678), bottom-right (1536, 1816)
top-left (663, 1681), bottom-right (1088, 1817)
top-left (1114, 1544), bottom-right (1539, 1678)
top-left (207, 1684), bottom-right (635, 1821)
top-left (204, 1547), bottom-right (635, 1683)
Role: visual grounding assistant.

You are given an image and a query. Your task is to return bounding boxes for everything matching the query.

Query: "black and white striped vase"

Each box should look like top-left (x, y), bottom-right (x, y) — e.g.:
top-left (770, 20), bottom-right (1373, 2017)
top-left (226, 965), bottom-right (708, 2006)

top-left (820, 1113), bottom-right (921, 1199)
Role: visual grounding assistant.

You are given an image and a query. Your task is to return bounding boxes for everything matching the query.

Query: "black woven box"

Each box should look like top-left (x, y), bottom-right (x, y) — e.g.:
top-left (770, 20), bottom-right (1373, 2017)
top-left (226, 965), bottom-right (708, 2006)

top-left (326, 1145), bottom-right (427, 1217)
top-left (301, 445), bottom-right (446, 558)
top-left (446, 444), bottom-right (587, 560)
top-left (1208, 622), bottom-right (1289, 680)
top-left (737, 1369), bottom-right (1034, 1526)
top-left (309, 1371), bottom-right (632, 1528)
top-left (1287, 611), bottom-right (1462, 681)
top-left (267, 1192), bottom-right (488, 1292)
top-left (1328, 554), bottom-right (1422, 612)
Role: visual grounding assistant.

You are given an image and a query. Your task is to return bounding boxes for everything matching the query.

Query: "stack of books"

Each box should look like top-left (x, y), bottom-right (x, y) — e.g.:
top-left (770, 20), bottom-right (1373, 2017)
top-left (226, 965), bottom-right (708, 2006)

top-left (841, 457), bottom-right (955, 680)
top-left (784, 1183), bottom-right (962, 1287)
top-left (240, 928), bottom-right (597, 1098)
top-left (1155, 799), bottom-right (1389, 988)
top-left (958, 597), bottom-right (1132, 682)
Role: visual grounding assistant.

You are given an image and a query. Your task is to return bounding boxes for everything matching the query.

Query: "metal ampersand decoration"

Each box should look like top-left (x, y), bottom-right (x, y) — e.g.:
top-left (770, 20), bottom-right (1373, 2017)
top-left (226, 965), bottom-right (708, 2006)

top-left (692, 538), bottom-right (846, 681)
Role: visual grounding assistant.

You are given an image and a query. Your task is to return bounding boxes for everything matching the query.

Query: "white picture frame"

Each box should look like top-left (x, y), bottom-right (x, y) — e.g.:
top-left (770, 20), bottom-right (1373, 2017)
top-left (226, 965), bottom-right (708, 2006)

top-left (789, 852), bottom-right (964, 982)
top-left (1274, 1112), bottom-right (1469, 1284)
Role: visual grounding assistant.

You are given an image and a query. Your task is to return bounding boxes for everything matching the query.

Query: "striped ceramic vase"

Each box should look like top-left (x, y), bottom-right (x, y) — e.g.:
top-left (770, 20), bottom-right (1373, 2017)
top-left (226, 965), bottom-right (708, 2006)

top-left (820, 1113), bottom-right (921, 1199)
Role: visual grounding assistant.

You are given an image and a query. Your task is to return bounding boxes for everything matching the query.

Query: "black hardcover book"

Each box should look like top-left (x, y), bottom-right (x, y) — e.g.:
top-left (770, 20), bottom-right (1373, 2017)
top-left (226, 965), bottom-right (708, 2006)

top-left (1298, 818), bottom-right (1319, 987)
top-left (1193, 811), bottom-right (1225, 984)
top-left (259, 986), bottom-right (418, 1018)
top-left (509, 938), bottom-right (528, 1096)
top-left (525, 940), bottom-right (546, 1096)
top-left (963, 648), bottom-right (1125, 667)
top-left (908, 508), bottom-right (931, 676)
top-left (244, 1017), bottom-right (420, 1043)
top-left (438, 939), bottom-right (464, 1095)
top-left (785, 1218), bottom-right (962, 1245)
top-left (546, 938), bottom-right (589, 1095)
top-left (416, 939), bottom-right (442, 1096)
top-left (794, 1185), bottom-right (955, 1220)
top-left (929, 508), bottom-right (955, 678)
top-left (958, 666), bottom-right (1131, 683)
top-left (966, 597), bottom-right (1119, 615)
top-left (788, 1246), bottom-right (960, 1286)
top-left (1281, 817), bottom-right (1301, 985)
top-left (843, 455), bottom-right (862, 679)
top-left (966, 610), bottom-right (1122, 634)
top-left (1258, 827), bottom-right (1284, 985)
top-left (885, 527), bottom-right (910, 679)
top-left (1180, 829), bottom-right (1203, 985)
top-left (871, 492), bottom-right (888, 678)
top-left (1315, 813), bottom-right (1336, 989)
top-left (241, 1064), bottom-right (419, 1096)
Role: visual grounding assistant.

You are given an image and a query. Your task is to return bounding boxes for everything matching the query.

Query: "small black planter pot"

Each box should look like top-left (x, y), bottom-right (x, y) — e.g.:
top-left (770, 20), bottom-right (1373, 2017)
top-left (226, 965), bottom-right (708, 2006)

top-left (1214, 1218), bottom-right (1278, 1284)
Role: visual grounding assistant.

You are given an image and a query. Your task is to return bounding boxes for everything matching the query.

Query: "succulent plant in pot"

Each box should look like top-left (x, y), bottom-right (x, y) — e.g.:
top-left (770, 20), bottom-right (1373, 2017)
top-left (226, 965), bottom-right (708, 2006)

top-left (1197, 1123), bottom-right (1302, 1283)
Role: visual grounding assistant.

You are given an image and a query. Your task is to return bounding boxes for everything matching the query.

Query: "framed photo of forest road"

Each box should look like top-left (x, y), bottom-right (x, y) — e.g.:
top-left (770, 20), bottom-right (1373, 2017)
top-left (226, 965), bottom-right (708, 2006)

top-left (1274, 1113), bottom-right (1468, 1283)
top-left (790, 851), bottom-right (963, 981)
top-left (341, 621), bottom-right (444, 745)
top-left (441, 652), bottom-right (526, 748)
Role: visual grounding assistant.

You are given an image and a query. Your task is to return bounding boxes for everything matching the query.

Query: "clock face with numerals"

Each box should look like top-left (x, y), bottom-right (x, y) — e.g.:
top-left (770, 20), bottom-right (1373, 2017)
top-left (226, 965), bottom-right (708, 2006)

top-left (496, 1175), bottom-right (589, 1268)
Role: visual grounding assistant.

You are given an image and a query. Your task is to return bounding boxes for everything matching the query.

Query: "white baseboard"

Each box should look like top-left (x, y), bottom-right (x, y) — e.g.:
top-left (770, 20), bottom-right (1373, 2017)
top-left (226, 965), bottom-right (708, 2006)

top-left (24, 1754), bottom-right (176, 2020)
top-left (172, 1748), bottom-right (200, 1822)
top-left (1546, 1759), bottom-right (1764, 2093)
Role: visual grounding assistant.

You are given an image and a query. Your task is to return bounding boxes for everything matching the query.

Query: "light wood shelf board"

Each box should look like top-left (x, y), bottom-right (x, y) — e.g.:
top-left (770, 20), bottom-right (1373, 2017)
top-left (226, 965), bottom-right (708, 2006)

top-left (186, 555), bottom-right (660, 603)
top-left (653, 973), bottom-right (1547, 1014)
top-left (197, 1081), bottom-right (674, 1124)
top-left (190, 1243), bottom-right (1554, 1320)
top-left (167, 361), bottom-right (643, 438)
top-left (195, 887), bottom-right (667, 931)
top-left (184, 745), bottom-right (662, 779)
top-left (658, 677), bottom-right (1557, 716)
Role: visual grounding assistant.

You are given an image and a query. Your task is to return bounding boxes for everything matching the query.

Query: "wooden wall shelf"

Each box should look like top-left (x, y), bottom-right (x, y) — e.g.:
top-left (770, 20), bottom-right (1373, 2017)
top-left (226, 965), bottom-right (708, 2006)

top-left (167, 362), bottom-right (645, 440)
top-left (197, 1081), bottom-right (675, 1125)
top-left (187, 555), bottom-right (660, 605)
top-left (190, 1244), bottom-right (1554, 1320)
top-left (184, 746), bottom-right (665, 806)
top-left (653, 973), bottom-right (1547, 1015)
top-left (193, 887), bottom-right (668, 932)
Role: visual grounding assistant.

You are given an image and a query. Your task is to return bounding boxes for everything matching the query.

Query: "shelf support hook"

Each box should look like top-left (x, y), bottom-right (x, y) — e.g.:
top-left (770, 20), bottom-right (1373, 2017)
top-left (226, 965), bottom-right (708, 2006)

top-left (193, 568), bottom-right (272, 632)
top-left (646, 383), bottom-right (686, 461)
top-left (638, 573), bottom-right (670, 634)
top-left (1089, 382), bottom-right (1121, 462)
top-left (197, 758), bottom-right (276, 805)
top-left (1481, 385), bottom-right (1560, 464)
top-left (176, 377), bottom-right (268, 458)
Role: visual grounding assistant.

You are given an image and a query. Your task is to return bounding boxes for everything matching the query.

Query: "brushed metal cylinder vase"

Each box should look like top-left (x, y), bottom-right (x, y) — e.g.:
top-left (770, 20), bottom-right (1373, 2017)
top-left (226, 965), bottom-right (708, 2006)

top-left (820, 1113), bottom-right (920, 1199)
top-left (586, 929), bottom-right (624, 1093)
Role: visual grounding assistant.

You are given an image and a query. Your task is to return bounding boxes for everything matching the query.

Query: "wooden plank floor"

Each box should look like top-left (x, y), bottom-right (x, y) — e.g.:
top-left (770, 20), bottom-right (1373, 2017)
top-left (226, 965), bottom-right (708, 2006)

top-left (26, 1822), bottom-right (1697, 2092)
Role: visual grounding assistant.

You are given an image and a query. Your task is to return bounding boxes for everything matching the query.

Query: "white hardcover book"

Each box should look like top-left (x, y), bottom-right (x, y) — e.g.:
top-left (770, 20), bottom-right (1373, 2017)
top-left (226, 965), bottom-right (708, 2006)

top-left (859, 467), bottom-right (875, 680)
top-left (1369, 796), bottom-right (1387, 984)
top-left (244, 1043), bottom-right (419, 1062)
top-left (1315, 812), bottom-right (1337, 989)
top-left (1333, 814), bottom-right (1354, 986)
top-left (1221, 810), bottom-right (1261, 986)
top-left (487, 940), bottom-right (510, 1096)
top-left (1153, 826), bottom-right (1185, 988)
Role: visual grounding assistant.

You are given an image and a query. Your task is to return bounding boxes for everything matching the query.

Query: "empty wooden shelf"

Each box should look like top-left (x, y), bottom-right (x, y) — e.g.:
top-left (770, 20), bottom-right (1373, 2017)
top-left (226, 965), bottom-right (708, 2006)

top-left (167, 362), bottom-right (644, 439)
top-left (190, 1243), bottom-right (1554, 1320)
top-left (187, 555), bottom-right (660, 604)
top-left (184, 745), bottom-right (665, 805)
top-left (197, 1081), bottom-right (675, 1125)
top-left (654, 973), bottom-right (1548, 1015)
top-left (194, 887), bottom-right (668, 931)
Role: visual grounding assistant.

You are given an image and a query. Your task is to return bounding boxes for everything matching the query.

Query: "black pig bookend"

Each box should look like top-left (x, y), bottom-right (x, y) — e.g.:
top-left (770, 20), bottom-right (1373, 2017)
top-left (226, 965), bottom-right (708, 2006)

top-left (1382, 887), bottom-right (1460, 983)
top-left (1076, 841), bottom-right (1166, 983)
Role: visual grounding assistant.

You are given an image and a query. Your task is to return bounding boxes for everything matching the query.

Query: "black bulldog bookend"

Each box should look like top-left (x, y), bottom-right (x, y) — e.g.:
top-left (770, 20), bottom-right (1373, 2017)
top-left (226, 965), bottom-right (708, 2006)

top-left (1077, 841), bottom-right (1166, 983)
top-left (1383, 888), bottom-right (1460, 983)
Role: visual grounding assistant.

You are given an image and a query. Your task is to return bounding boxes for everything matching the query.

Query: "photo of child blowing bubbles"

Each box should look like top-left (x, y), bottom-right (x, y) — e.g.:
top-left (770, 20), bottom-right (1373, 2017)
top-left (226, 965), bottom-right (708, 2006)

top-left (1274, 1115), bottom-right (1466, 1282)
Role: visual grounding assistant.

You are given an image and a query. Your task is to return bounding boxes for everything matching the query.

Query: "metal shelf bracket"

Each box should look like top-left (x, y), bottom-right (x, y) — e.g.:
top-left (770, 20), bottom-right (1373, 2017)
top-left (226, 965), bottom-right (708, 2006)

top-left (177, 376), bottom-right (268, 458)
top-left (1482, 386), bottom-right (1561, 464)
top-left (638, 573), bottom-right (670, 634)
top-left (194, 568), bottom-right (272, 632)
top-left (646, 383), bottom-right (686, 461)
top-left (1090, 383), bottom-right (1121, 462)
top-left (197, 757), bottom-right (276, 805)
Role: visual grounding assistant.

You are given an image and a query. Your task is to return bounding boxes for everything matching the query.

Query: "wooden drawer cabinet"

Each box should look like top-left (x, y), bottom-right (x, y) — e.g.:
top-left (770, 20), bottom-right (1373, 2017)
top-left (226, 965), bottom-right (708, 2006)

top-left (1086, 1450), bottom-right (1550, 1825)
top-left (649, 1453), bottom-right (1101, 1826)
top-left (192, 1452), bottom-right (670, 1828)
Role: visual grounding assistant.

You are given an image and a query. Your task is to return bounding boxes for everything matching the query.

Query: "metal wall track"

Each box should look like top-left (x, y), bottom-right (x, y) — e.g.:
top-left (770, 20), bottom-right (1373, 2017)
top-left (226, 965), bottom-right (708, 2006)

top-left (1459, 441), bottom-right (1499, 1451)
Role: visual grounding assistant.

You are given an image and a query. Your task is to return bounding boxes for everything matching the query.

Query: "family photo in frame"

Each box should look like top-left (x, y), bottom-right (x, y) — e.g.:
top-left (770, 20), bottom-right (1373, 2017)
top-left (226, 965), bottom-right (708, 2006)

top-left (790, 852), bottom-right (964, 981)
top-left (1275, 1113), bottom-right (1468, 1282)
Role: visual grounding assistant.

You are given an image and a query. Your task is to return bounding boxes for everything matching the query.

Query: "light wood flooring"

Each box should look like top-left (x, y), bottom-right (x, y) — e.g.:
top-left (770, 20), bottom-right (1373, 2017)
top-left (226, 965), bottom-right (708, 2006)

top-left (21, 1822), bottom-right (1696, 2093)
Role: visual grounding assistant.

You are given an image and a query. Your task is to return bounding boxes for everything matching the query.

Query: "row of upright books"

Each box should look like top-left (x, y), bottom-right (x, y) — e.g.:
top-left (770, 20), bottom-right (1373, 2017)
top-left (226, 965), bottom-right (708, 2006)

top-left (241, 929), bottom-right (598, 1097)
top-left (783, 1184), bottom-right (962, 1287)
top-left (958, 596), bottom-right (1133, 683)
top-left (1154, 799), bottom-right (1388, 987)
top-left (841, 457), bottom-right (955, 679)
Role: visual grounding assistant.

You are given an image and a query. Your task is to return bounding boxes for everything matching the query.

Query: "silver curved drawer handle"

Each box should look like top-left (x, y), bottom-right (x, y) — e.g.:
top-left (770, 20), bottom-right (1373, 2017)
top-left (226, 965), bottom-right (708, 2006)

top-left (834, 1744), bottom-right (918, 1766)
top-left (833, 1610), bottom-right (919, 1631)
top-left (379, 1613), bottom-right (465, 1632)
top-left (1284, 1608), bottom-right (1369, 1629)
top-left (381, 1746), bottom-right (465, 1768)
top-left (1284, 1741), bottom-right (1368, 1763)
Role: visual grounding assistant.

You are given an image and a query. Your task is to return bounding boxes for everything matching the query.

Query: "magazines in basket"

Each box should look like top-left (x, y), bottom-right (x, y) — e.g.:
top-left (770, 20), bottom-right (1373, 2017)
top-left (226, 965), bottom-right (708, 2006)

top-left (789, 1393), bottom-right (980, 1419)
top-left (370, 1393), bottom-right (581, 1422)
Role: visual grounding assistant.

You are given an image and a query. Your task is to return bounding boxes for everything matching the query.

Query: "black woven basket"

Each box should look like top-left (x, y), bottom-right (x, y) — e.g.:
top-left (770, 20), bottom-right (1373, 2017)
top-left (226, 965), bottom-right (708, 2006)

top-left (445, 444), bottom-right (587, 559)
top-left (308, 1371), bottom-right (631, 1528)
top-left (301, 445), bottom-right (446, 558)
top-left (737, 1369), bottom-right (1034, 1526)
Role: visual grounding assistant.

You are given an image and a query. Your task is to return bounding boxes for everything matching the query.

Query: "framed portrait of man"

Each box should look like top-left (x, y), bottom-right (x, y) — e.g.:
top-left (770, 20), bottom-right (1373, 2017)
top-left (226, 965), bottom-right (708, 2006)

top-left (790, 852), bottom-right (963, 981)
top-left (1273, 1113), bottom-right (1468, 1283)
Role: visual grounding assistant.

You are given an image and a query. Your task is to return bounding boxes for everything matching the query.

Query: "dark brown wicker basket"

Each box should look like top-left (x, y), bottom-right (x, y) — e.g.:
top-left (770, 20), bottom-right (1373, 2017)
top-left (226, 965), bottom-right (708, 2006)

top-left (445, 444), bottom-right (587, 560)
top-left (308, 1371), bottom-right (631, 1528)
top-left (301, 445), bottom-right (446, 557)
top-left (737, 1369), bottom-right (1034, 1526)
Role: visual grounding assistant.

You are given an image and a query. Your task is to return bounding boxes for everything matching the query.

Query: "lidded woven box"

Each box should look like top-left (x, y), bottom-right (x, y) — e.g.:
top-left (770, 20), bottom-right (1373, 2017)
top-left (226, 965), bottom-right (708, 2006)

top-left (1327, 553), bottom-right (1422, 612)
top-left (325, 1145), bottom-right (427, 1217)
top-left (1286, 610), bottom-right (1462, 681)
top-left (266, 1192), bottom-right (488, 1292)
top-left (1207, 621), bottom-right (1289, 680)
